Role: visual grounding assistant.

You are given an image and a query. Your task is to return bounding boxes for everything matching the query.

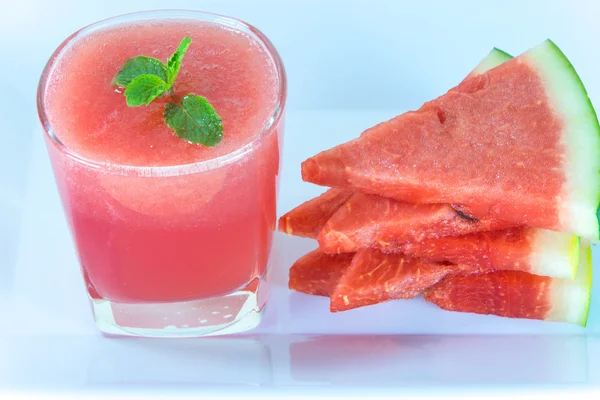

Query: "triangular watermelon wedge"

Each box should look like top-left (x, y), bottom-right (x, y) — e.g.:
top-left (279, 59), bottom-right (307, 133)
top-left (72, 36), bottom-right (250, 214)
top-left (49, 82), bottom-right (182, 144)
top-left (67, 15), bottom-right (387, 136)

top-left (302, 40), bottom-right (600, 240)
top-left (288, 245), bottom-right (588, 324)
top-left (327, 238), bottom-right (579, 313)
top-left (329, 249), bottom-right (475, 312)
top-left (318, 191), bottom-right (514, 253)
top-left (400, 226), bottom-right (580, 280)
top-left (424, 246), bottom-right (592, 326)
top-left (320, 200), bottom-right (580, 280)
top-left (279, 48), bottom-right (514, 242)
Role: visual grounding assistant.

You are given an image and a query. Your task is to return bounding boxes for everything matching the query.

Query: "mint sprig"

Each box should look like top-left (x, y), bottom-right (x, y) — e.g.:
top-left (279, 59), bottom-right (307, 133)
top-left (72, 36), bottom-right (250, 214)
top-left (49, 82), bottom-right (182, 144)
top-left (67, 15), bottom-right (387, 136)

top-left (113, 37), bottom-right (223, 147)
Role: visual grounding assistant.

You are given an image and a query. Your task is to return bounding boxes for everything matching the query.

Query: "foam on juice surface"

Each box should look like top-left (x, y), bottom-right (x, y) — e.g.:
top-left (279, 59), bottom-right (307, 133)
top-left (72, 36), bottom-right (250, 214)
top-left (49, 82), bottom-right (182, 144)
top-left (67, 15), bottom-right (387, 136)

top-left (44, 20), bottom-right (279, 216)
top-left (44, 20), bottom-right (279, 167)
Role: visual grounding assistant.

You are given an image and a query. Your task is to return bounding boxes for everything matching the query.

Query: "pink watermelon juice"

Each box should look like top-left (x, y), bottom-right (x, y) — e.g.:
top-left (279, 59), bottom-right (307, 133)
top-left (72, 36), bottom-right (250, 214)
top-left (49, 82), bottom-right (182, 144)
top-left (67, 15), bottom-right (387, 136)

top-left (38, 12), bottom-right (286, 334)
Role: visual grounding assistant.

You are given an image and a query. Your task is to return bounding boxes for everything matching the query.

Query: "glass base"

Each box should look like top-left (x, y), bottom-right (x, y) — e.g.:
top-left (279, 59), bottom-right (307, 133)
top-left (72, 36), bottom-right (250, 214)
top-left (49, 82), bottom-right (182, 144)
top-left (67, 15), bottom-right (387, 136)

top-left (90, 278), bottom-right (267, 337)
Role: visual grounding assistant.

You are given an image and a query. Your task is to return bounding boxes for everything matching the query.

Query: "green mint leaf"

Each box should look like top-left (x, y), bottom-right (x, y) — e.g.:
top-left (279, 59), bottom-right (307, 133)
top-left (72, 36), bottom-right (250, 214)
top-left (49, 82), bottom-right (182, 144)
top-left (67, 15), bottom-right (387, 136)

top-left (166, 37), bottom-right (192, 86)
top-left (113, 56), bottom-right (168, 87)
top-left (124, 74), bottom-right (169, 106)
top-left (164, 95), bottom-right (223, 146)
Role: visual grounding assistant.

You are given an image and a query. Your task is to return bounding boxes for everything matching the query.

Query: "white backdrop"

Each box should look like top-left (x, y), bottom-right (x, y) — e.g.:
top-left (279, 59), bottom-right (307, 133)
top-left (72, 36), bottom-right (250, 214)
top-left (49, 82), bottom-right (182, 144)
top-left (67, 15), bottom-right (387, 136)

top-left (4, 0), bottom-right (600, 110)
top-left (2, 0), bottom-right (600, 396)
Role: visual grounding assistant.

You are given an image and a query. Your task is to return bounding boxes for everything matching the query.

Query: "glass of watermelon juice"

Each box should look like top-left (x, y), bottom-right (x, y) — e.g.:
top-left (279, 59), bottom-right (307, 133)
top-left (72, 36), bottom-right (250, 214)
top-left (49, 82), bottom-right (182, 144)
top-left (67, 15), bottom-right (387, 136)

top-left (36, 11), bottom-right (286, 337)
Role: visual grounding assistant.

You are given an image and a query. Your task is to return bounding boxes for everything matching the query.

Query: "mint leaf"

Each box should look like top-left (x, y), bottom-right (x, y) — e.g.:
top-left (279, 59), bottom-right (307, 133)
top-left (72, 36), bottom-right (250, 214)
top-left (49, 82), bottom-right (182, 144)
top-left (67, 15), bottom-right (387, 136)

top-left (166, 37), bottom-right (192, 86)
top-left (164, 95), bottom-right (223, 146)
top-left (124, 74), bottom-right (169, 106)
top-left (113, 56), bottom-right (168, 87)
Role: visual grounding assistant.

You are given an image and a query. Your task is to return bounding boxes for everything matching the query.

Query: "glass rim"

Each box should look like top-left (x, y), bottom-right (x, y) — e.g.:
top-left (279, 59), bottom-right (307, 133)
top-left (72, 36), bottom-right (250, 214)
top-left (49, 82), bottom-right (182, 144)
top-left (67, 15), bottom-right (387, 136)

top-left (36, 9), bottom-right (287, 176)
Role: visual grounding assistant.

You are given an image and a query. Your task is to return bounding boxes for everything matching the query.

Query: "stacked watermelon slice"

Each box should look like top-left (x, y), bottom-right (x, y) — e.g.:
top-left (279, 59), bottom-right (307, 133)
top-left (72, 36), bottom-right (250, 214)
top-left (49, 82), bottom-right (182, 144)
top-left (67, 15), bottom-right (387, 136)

top-left (280, 41), bottom-right (599, 326)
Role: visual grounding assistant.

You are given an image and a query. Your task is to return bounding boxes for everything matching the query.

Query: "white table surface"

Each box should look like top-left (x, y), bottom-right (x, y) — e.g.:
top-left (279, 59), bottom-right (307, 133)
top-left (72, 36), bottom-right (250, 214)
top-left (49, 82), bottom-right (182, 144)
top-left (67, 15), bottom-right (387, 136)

top-left (2, 0), bottom-right (600, 398)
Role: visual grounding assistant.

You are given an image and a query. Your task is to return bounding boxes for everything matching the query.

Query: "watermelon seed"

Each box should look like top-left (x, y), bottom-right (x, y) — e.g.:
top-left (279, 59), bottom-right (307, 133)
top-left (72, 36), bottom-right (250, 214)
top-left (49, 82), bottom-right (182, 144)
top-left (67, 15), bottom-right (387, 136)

top-left (456, 210), bottom-right (478, 222)
top-left (436, 109), bottom-right (446, 124)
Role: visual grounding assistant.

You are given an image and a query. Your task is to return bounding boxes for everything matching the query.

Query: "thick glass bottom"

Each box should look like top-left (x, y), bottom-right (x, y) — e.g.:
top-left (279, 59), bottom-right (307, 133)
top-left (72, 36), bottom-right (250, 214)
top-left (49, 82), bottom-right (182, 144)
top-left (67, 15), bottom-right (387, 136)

top-left (90, 277), bottom-right (267, 337)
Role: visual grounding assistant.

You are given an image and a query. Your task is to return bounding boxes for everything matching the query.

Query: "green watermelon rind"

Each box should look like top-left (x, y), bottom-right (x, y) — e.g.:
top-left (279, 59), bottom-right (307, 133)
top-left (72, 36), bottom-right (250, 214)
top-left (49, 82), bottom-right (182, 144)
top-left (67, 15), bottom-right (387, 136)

top-left (529, 230), bottom-right (580, 280)
top-left (471, 47), bottom-right (513, 75)
top-left (491, 47), bottom-right (513, 60)
top-left (548, 245), bottom-right (592, 327)
top-left (581, 246), bottom-right (593, 327)
top-left (573, 235), bottom-right (582, 279)
top-left (526, 40), bottom-right (600, 241)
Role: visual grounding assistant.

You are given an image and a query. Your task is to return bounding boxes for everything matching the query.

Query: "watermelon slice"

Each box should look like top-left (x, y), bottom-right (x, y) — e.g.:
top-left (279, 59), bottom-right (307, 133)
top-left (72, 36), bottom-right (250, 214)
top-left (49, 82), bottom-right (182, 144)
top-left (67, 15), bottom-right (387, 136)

top-left (281, 48), bottom-right (514, 242)
top-left (318, 192), bottom-right (514, 254)
top-left (424, 246), bottom-right (592, 326)
top-left (279, 48), bottom-right (514, 245)
top-left (400, 226), bottom-right (580, 279)
top-left (301, 40), bottom-right (600, 240)
top-left (329, 249), bottom-right (478, 312)
top-left (317, 193), bottom-right (579, 281)
top-left (279, 188), bottom-right (354, 238)
top-left (289, 244), bottom-right (589, 323)
top-left (288, 250), bottom-right (354, 297)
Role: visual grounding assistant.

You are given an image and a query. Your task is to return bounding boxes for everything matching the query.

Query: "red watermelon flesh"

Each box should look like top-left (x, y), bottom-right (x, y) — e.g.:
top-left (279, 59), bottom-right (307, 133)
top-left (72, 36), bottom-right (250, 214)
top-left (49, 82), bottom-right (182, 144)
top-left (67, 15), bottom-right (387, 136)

top-left (424, 245), bottom-right (591, 325)
top-left (401, 226), bottom-right (579, 279)
top-left (279, 188), bottom-right (354, 239)
top-left (288, 250), bottom-right (354, 297)
top-left (330, 249), bottom-right (479, 312)
top-left (318, 192), bottom-right (515, 254)
top-left (301, 41), bottom-right (600, 240)
top-left (425, 271), bottom-right (552, 321)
